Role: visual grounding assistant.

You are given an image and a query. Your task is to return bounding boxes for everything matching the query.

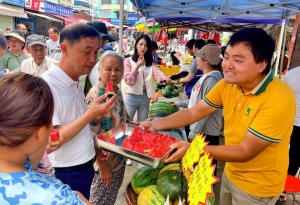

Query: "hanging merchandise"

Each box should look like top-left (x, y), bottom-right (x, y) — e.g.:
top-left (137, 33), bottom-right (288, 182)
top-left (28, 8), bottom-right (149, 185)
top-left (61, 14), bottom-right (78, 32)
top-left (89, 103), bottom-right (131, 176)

top-left (156, 28), bottom-right (168, 45)
top-left (199, 31), bottom-right (220, 45)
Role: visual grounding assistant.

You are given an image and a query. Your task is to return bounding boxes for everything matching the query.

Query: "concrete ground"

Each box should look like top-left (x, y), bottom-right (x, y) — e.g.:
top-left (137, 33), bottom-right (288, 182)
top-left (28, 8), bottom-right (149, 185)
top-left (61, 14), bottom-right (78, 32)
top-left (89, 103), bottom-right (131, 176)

top-left (115, 136), bottom-right (300, 205)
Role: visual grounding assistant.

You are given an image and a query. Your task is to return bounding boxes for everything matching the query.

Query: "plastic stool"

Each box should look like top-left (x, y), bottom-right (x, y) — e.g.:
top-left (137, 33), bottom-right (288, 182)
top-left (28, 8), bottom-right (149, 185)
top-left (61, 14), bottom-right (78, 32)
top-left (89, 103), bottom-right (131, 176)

top-left (284, 175), bottom-right (300, 205)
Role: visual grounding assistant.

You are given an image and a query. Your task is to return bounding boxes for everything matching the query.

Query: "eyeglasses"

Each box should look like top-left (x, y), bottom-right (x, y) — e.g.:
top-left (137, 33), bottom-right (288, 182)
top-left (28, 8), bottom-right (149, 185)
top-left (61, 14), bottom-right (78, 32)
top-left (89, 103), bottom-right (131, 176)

top-left (8, 39), bottom-right (23, 44)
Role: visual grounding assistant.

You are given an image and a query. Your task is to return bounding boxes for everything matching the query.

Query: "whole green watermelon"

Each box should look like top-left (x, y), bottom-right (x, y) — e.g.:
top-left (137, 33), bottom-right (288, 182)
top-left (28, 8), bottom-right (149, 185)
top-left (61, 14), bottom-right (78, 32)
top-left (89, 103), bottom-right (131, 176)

top-left (131, 165), bottom-right (164, 194)
top-left (157, 170), bottom-right (187, 200)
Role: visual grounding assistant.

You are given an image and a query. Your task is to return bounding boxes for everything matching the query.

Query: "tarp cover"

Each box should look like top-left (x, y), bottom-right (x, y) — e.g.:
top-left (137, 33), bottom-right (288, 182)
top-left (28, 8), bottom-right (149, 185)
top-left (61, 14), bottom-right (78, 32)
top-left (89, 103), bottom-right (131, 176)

top-left (130, 0), bottom-right (300, 26)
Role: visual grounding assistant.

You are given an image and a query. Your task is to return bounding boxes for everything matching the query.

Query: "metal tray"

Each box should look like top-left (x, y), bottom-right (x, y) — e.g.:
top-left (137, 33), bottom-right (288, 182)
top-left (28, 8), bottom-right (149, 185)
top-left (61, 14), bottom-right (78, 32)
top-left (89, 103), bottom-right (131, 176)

top-left (95, 123), bottom-right (179, 168)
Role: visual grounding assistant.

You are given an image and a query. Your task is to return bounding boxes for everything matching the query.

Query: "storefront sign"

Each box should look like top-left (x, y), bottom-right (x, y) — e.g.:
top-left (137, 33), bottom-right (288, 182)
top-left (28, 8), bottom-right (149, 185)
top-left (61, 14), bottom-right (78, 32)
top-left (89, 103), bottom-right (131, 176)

top-left (58, 5), bottom-right (72, 17)
top-left (2, 0), bottom-right (24, 7)
top-left (111, 18), bottom-right (119, 26)
top-left (44, 1), bottom-right (58, 14)
top-left (45, 1), bottom-right (73, 17)
top-left (127, 14), bottom-right (139, 25)
top-left (25, 0), bottom-right (44, 12)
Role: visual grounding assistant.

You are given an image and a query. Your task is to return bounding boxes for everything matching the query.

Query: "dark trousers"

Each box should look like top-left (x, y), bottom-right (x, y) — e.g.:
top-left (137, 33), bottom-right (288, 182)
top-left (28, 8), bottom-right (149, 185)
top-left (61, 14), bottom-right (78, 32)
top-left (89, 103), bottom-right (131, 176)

top-left (288, 125), bottom-right (300, 176)
top-left (54, 159), bottom-right (95, 200)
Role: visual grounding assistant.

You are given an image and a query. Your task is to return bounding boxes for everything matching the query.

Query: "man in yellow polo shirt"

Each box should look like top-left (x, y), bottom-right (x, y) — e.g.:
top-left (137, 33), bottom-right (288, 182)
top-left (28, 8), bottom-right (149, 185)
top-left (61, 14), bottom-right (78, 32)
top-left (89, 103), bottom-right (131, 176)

top-left (139, 27), bottom-right (296, 205)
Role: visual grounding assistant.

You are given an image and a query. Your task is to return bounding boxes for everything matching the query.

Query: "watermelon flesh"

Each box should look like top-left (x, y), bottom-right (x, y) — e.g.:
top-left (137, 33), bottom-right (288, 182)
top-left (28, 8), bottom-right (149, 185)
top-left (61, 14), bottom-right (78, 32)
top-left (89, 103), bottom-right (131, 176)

top-left (50, 129), bottom-right (60, 146)
top-left (121, 128), bottom-right (179, 158)
top-left (105, 82), bottom-right (115, 98)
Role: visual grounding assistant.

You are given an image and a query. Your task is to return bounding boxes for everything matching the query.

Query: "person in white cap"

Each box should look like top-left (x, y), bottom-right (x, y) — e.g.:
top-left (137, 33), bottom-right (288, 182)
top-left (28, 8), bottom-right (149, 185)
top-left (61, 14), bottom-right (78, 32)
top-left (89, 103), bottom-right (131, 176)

top-left (0, 30), bottom-right (30, 71)
top-left (20, 34), bottom-right (57, 76)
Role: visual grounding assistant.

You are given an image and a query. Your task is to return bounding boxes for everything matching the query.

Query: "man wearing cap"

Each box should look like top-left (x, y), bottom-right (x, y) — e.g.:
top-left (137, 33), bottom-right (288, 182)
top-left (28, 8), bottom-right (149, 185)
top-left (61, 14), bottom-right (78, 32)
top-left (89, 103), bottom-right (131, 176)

top-left (20, 34), bottom-right (57, 76)
top-left (83, 21), bottom-right (119, 94)
top-left (0, 30), bottom-right (30, 72)
top-left (140, 28), bottom-right (296, 205)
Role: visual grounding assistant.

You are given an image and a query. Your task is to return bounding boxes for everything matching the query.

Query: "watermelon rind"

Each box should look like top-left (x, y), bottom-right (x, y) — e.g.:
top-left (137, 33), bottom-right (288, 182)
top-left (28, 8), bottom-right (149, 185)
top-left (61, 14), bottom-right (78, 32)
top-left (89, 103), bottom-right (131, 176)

top-left (137, 185), bottom-right (165, 205)
top-left (51, 141), bottom-right (60, 146)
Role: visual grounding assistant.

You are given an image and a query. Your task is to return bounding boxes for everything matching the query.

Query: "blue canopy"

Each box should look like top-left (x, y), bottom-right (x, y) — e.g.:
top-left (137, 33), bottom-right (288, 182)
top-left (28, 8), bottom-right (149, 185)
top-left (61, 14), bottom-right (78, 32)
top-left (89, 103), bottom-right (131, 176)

top-left (129, 0), bottom-right (300, 30)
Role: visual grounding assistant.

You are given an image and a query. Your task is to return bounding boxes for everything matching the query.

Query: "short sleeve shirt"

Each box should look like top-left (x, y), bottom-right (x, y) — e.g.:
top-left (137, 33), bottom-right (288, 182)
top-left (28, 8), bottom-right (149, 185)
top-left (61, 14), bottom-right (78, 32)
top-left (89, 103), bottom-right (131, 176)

top-left (0, 162), bottom-right (85, 205)
top-left (41, 64), bottom-right (95, 167)
top-left (188, 57), bottom-right (198, 75)
top-left (20, 56), bottom-right (58, 76)
top-left (203, 71), bottom-right (296, 197)
top-left (0, 50), bottom-right (30, 71)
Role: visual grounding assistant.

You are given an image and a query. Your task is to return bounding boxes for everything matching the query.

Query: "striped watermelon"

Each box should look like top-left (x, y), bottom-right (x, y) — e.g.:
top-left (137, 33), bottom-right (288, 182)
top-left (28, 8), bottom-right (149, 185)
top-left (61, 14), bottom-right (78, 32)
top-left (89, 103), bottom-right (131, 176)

top-left (137, 185), bottom-right (165, 205)
top-left (131, 165), bottom-right (164, 194)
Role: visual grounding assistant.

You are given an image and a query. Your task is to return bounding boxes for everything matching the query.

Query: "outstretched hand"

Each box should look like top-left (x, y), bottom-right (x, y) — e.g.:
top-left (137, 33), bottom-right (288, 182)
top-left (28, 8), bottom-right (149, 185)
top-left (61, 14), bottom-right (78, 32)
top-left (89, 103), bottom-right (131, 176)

top-left (165, 141), bottom-right (190, 163)
top-left (139, 121), bottom-right (156, 131)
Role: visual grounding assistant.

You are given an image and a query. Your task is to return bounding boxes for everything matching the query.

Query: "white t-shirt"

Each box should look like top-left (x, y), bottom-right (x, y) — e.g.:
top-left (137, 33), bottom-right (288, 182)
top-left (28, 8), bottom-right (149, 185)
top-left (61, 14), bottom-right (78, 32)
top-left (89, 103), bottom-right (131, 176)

top-left (41, 63), bottom-right (95, 167)
top-left (46, 39), bottom-right (61, 61)
top-left (283, 66), bottom-right (300, 127)
top-left (20, 56), bottom-right (57, 76)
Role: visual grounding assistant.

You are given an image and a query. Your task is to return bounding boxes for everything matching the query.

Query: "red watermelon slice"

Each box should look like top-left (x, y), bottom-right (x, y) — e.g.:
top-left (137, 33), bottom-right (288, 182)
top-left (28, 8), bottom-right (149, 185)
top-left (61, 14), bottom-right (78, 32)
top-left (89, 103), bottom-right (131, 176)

top-left (105, 82), bottom-right (115, 98)
top-left (50, 129), bottom-right (60, 146)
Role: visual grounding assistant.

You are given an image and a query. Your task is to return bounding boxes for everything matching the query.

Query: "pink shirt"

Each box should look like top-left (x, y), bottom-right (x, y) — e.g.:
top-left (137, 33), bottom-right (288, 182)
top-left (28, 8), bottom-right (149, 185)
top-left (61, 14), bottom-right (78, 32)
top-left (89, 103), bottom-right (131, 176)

top-left (124, 57), bottom-right (168, 85)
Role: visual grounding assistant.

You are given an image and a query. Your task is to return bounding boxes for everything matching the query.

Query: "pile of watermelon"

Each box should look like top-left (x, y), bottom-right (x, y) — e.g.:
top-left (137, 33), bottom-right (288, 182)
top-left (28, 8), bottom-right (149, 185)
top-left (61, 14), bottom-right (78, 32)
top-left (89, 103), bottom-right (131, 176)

top-left (122, 128), bottom-right (180, 158)
top-left (131, 163), bottom-right (188, 205)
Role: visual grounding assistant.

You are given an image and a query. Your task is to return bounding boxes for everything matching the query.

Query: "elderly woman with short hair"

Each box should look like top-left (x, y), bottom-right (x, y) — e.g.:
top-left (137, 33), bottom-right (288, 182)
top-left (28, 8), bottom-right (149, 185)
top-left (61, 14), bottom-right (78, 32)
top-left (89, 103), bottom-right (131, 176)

top-left (86, 51), bottom-right (130, 205)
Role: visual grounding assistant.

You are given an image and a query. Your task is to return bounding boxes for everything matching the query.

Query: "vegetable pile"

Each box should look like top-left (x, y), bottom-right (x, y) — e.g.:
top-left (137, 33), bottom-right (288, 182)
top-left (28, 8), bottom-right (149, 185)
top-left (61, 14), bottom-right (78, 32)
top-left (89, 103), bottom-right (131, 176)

top-left (154, 82), bottom-right (184, 99)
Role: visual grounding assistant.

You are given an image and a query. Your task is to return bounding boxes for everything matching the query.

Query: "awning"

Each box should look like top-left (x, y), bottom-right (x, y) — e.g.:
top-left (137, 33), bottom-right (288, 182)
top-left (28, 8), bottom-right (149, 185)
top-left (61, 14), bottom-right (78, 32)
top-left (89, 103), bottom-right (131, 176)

top-left (25, 11), bottom-right (63, 23)
top-left (53, 15), bottom-right (79, 25)
top-left (0, 4), bottom-right (28, 18)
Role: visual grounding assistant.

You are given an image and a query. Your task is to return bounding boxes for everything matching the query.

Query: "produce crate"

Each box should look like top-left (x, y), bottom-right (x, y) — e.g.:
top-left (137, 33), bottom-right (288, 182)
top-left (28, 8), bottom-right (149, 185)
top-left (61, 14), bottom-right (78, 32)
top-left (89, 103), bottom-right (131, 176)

top-left (160, 65), bottom-right (180, 76)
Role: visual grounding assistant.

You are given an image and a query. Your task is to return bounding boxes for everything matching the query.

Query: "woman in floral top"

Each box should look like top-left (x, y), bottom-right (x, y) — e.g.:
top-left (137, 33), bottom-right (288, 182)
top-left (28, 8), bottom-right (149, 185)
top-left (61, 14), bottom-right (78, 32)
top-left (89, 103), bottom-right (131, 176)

top-left (86, 51), bottom-right (130, 205)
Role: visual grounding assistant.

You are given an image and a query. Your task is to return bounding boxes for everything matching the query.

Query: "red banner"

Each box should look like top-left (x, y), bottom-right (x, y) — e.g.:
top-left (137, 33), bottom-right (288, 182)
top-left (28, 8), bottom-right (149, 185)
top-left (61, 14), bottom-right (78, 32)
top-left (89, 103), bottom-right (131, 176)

top-left (25, 0), bottom-right (45, 12)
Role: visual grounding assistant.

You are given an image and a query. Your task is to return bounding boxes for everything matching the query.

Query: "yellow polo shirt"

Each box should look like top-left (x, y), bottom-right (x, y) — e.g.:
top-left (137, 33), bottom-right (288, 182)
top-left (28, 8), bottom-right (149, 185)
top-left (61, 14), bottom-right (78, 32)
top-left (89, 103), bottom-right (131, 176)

top-left (203, 71), bottom-right (296, 197)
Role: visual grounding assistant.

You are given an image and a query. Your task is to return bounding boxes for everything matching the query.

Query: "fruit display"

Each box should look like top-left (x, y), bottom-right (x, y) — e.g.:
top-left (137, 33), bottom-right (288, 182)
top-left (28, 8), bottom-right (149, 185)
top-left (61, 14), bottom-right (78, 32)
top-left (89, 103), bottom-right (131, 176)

top-left (130, 163), bottom-right (188, 205)
top-left (105, 82), bottom-right (115, 98)
top-left (49, 129), bottom-right (60, 146)
top-left (154, 82), bottom-right (184, 98)
top-left (121, 127), bottom-right (180, 158)
top-left (149, 101), bottom-right (179, 117)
